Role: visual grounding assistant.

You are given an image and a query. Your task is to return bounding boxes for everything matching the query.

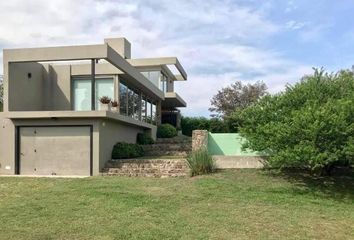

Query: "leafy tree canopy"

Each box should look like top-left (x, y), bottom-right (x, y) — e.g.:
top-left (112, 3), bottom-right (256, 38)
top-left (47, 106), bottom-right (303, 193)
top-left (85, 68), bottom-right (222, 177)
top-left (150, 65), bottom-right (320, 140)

top-left (209, 81), bottom-right (267, 119)
top-left (239, 69), bottom-right (354, 175)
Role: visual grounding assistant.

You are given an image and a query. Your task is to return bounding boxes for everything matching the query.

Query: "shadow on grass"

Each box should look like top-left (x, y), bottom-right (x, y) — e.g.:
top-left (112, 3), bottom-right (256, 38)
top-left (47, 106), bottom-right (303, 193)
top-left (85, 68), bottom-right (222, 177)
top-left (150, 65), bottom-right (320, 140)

top-left (267, 167), bottom-right (354, 201)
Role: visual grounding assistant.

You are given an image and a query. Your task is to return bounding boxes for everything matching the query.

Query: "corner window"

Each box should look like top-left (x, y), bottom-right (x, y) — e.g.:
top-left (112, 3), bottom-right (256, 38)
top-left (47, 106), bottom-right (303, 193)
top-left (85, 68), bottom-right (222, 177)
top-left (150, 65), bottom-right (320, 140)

top-left (141, 71), bottom-right (166, 93)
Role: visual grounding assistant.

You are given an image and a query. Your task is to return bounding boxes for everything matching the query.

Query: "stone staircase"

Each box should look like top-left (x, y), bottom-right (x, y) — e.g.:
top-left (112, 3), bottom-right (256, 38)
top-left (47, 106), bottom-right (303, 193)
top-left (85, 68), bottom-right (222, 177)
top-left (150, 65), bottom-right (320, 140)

top-left (141, 136), bottom-right (192, 157)
top-left (103, 136), bottom-right (192, 178)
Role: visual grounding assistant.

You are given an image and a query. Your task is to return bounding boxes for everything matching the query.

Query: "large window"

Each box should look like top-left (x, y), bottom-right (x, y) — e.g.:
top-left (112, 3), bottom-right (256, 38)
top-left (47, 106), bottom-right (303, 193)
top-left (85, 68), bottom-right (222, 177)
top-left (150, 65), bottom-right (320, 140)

top-left (73, 76), bottom-right (158, 125)
top-left (73, 78), bottom-right (113, 111)
top-left (73, 79), bottom-right (92, 111)
top-left (119, 82), bottom-right (128, 115)
top-left (146, 99), bottom-right (152, 123)
top-left (141, 71), bottom-right (167, 93)
top-left (160, 74), bottom-right (167, 92)
top-left (141, 96), bottom-right (147, 121)
top-left (95, 79), bottom-right (114, 110)
top-left (152, 102), bottom-right (156, 124)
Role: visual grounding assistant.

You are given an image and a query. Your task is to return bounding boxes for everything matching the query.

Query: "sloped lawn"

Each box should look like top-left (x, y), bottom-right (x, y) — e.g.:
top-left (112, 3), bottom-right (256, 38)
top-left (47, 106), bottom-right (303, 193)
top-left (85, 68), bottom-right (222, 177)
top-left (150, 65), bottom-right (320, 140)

top-left (0, 169), bottom-right (353, 240)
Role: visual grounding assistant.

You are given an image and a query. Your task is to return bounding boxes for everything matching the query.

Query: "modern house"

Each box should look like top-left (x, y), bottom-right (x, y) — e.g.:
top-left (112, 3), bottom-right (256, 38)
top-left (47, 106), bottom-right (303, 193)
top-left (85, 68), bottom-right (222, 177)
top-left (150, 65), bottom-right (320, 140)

top-left (0, 38), bottom-right (187, 176)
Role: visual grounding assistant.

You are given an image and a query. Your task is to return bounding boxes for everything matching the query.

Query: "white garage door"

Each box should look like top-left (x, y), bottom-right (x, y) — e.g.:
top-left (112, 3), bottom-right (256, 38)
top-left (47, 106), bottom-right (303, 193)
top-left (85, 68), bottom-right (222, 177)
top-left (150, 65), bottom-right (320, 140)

top-left (19, 126), bottom-right (91, 176)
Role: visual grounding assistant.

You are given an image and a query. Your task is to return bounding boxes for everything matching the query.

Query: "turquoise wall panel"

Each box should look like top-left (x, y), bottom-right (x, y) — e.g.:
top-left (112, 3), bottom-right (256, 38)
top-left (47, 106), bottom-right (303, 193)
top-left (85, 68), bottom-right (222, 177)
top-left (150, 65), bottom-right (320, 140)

top-left (207, 133), bottom-right (261, 156)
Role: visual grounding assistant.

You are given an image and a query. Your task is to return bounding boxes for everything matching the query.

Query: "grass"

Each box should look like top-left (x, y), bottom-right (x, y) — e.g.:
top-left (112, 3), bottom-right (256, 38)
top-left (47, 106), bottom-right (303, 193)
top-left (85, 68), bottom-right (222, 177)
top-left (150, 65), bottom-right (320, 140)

top-left (0, 169), bottom-right (353, 240)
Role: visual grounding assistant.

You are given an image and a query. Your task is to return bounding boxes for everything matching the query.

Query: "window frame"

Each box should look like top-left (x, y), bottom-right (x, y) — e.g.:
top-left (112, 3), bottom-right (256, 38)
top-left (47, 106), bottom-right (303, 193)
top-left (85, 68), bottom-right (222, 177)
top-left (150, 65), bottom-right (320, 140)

top-left (71, 75), bottom-right (115, 111)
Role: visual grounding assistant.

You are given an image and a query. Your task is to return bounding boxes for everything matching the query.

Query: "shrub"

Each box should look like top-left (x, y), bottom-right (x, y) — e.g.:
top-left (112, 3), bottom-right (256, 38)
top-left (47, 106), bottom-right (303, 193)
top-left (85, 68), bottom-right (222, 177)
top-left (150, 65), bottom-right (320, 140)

top-left (137, 133), bottom-right (155, 145)
top-left (187, 148), bottom-right (215, 176)
top-left (239, 69), bottom-right (354, 175)
top-left (181, 117), bottom-right (229, 136)
top-left (209, 118), bottom-right (229, 133)
top-left (181, 117), bottom-right (210, 136)
top-left (157, 124), bottom-right (177, 138)
top-left (112, 142), bottom-right (144, 159)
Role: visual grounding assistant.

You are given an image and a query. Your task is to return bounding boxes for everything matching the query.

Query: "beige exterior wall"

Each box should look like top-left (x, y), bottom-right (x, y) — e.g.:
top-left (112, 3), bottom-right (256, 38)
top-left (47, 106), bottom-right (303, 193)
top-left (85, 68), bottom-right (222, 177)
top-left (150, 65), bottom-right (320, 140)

top-left (98, 119), bottom-right (146, 171)
top-left (7, 63), bottom-right (72, 111)
top-left (8, 62), bottom-right (45, 111)
top-left (0, 115), bottom-right (154, 176)
top-left (44, 65), bottom-right (72, 110)
top-left (0, 114), bottom-right (15, 174)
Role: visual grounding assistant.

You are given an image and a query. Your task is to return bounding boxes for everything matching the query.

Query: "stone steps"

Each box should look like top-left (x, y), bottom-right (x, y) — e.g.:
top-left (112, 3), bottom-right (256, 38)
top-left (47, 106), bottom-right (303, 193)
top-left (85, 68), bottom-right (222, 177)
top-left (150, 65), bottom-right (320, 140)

top-left (103, 158), bottom-right (190, 178)
top-left (155, 136), bottom-right (192, 144)
top-left (141, 144), bottom-right (192, 157)
top-left (142, 137), bottom-right (192, 157)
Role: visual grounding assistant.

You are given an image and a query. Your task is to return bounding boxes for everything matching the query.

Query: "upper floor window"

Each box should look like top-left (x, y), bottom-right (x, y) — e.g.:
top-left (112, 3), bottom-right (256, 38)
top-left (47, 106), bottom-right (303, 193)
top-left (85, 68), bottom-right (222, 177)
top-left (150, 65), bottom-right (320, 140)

top-left (141, 71), bottom-right (167, 93)
top-left (72, 78), bottom-right (114, 111)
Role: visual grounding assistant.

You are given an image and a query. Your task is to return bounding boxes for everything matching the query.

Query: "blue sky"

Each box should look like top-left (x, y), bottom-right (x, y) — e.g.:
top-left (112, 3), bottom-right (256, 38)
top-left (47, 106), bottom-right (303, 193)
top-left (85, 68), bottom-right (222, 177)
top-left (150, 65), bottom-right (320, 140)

top-left (0, 0), bottom-right (354, 117)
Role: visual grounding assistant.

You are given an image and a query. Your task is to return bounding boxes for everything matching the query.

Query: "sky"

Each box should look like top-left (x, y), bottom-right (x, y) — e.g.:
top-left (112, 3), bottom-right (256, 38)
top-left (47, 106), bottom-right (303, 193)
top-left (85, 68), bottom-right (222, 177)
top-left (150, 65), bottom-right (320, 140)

top-left (0, 0), bottom-right (354, 117)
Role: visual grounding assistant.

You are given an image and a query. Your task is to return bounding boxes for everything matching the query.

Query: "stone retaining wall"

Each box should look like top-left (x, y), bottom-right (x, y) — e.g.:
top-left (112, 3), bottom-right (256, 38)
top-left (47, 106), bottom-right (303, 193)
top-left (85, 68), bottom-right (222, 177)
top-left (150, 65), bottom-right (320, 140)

top-left (104, 159), bottom-right (189, 178)
top-left (192, 130), bottom-right (208, 151)
top-left (213, 155), bottom-right (266, 169)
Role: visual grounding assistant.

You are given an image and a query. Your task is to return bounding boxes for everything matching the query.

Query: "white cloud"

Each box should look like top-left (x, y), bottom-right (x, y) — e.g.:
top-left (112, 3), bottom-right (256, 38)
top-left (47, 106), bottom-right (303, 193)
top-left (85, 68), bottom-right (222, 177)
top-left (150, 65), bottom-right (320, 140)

top-left (285, 1), bottom-right (298, 13)
top-left (0, 0), bottom-right (312, 117)
top-left (285, 20), bottom-right (307, 30)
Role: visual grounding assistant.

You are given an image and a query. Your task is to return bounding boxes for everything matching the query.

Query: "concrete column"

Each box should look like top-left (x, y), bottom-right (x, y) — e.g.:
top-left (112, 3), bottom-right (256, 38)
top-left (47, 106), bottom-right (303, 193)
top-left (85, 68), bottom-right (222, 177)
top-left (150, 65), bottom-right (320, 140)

top-left (91, 59), bottom-right (96, 110)
top-left (3, 61), bottom-right (8, 112)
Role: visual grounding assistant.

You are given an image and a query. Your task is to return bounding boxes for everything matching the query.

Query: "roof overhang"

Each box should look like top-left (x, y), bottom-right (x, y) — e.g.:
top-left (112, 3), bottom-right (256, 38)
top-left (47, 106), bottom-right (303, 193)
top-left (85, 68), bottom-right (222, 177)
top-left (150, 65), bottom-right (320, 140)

top-left (128, 57), bottom-right (187, 81)
top-left (162, 92), bottom-right (187, 108)
top-left (4, 44), bottom-right (164, 101)
top-left (5, 111), bottom-right (155, 129)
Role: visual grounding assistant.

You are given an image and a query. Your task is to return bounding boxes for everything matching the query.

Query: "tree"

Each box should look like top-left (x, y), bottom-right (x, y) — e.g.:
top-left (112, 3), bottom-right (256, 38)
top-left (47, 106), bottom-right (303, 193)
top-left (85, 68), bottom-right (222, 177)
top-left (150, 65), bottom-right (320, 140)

top-left (239, 69), bottom-right (354, 175)
top-left (209, 81), bottom-right (267, 119)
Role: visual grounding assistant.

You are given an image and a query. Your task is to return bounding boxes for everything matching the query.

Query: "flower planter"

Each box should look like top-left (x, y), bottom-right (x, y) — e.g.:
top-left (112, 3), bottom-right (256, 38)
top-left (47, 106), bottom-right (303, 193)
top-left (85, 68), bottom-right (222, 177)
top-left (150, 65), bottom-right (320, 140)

top-left (100, 103), bottom-right (111, 111)
top-left (111, 106), bottom-right (119, 112)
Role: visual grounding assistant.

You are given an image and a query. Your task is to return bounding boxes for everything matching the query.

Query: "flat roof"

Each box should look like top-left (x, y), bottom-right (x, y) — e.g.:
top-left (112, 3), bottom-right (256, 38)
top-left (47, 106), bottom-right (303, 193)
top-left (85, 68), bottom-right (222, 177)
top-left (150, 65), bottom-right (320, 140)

top-left (3, 44), bottom-right (164, 101)
top-left (128, 57), bottom-right (187, 81)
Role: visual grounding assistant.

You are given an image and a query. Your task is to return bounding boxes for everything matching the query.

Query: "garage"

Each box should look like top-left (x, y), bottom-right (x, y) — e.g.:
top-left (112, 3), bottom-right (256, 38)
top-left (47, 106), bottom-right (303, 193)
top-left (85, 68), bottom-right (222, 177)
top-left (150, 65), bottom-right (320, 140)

top-left (17, 126), bottom-right (92, 176)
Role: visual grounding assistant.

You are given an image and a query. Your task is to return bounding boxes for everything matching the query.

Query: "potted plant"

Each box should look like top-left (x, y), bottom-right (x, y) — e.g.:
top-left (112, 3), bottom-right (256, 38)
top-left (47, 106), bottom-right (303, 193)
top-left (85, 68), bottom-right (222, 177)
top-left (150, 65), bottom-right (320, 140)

top-left (111, 100), bottom-right (119, 112)
top-left (99, 96), bottom-right (111, 111)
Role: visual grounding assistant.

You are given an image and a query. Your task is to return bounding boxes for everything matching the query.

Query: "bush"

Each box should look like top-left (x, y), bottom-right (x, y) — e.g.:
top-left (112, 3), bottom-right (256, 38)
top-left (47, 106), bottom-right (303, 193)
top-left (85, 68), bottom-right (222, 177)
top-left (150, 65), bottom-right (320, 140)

top-left (187, 148), bottom-right (215, 176)
top-left (239, 69), bottom-right (354, 175)
top-left (209, 118), bottom-right (229, 133)
top-left (137, 133), bottom-right (155, 145)
top-left (112, 142), bottom-right (144, 159)
top-left (181, 117), bottom-right (229, 136)
top-left (157, 124), bottom-right (177, 138)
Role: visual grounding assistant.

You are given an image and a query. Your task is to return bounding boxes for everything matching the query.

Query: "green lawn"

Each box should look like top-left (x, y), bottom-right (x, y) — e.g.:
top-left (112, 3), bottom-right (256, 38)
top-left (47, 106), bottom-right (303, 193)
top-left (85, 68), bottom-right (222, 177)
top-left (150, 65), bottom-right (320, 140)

top-left (0, 169), bottom-right (353, 240)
